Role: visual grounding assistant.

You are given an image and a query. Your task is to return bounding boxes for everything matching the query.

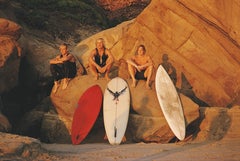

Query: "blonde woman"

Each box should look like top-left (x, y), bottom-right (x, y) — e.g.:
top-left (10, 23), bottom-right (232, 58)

top-left (89, 38), bottom-right (114, 81)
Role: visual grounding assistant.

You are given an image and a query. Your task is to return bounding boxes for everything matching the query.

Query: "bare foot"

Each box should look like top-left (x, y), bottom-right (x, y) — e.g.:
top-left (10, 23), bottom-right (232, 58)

top-left (62, 78), bottom-right (70, 90)
top-left (146, 84), bottom-right (151, 90)
top-left (121, 135), bottom-right (127, 143)
top-left (52, 81), bottom-right (60, 93)
top-left (103, 134), bottom-right (108, 140)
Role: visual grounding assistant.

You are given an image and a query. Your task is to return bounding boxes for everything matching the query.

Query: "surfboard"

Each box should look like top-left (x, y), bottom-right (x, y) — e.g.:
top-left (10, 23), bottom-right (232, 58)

top-left (71, 84), bottom-right (103, 145)
top-left (103, 77), bottom-right (130, 145)
top-left (155, 65), bottom-right (186, 140)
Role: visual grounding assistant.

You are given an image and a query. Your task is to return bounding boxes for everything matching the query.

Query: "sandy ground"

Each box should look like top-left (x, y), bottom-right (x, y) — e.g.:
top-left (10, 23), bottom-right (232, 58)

top-left (3, 138), bottom-right (236, 161)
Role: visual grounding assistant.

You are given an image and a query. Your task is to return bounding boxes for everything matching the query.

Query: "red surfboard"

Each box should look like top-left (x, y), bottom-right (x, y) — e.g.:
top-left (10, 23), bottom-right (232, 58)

top-left (71, 85), bottom-right (103, 145)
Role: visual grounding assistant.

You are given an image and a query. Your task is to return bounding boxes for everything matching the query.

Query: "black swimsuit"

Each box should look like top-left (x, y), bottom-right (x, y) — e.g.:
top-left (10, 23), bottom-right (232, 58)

top-left (94, 48), bottom-right (108, 67)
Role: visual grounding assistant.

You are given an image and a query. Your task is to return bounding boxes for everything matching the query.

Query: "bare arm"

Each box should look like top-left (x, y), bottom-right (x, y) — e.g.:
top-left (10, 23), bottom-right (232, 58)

top-left (126, 56), bottom-right (139, 68)
top-left (50, 54), bottom-right (75, 64)
top-left (49, 55), bottom-right (62, 64)
top-left (105, 49), bottom-right (114, 66)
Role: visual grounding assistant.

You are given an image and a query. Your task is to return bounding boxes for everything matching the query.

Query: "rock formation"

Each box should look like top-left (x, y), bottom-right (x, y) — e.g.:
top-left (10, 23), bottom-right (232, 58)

top-left (1, 0), bottom-right (240, 144)
top-left (50, 0), bottom-right (240, 143)
top-left (96, 0), bottom-right (150, 11)
top-left (0, 18), bottom-right (22, 94)
top-left (75, 0), bottom-right (240, 107)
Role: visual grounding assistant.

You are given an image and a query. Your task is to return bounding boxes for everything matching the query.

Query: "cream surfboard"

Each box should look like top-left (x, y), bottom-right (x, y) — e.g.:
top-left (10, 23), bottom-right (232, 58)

top-left (103, 77), bottom-right (130, 145)
top-left (155, 65), bottom-right (185, 140)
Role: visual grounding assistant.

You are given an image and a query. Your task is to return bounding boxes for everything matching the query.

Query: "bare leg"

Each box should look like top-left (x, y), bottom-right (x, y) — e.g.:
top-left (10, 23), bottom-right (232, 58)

top-left (145, 65), bottom-right (153, 89)
top-left (127, 64), bottom-right (137, 87)
top-left (52, 80), bottom-right (60, 93)
top-left (89, 64), bottom-right (99, 80)
top-left (104, 63), bottom-right (113, 81)
top-left (104, 133), bottom-right (108, 140)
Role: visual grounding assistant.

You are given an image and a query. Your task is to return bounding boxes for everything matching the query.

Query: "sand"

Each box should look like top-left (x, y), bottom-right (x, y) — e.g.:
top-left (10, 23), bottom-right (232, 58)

top-left (2, 138), bottom-right (238, 161)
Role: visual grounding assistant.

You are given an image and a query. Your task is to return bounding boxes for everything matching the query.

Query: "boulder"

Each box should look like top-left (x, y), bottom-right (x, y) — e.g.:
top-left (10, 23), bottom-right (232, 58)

top-left (74, 0), bottom-right (240, 107)
top-left (0, 132), bottom-right (41, 158)
top-left (196, 106), bottom-right (240, 142)
top-left (40, 113), bottom-right (71, 144)
top-left (96, 0), bottom-right (150, 11)
top-left (52, 0), bottom-right (240, 142)
top-left (0, 18), bottom-right (22, 94)
top-left (50, 74), bottom-right (199, 143)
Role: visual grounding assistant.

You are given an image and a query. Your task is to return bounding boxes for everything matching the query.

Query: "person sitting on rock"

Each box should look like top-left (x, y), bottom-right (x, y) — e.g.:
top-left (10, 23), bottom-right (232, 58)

top-left (49, 43), bottom-right (76, 93)
top-left (88, 38), bottom-right (114, 81)
top-left (126, 44), bottom-right (153, 89)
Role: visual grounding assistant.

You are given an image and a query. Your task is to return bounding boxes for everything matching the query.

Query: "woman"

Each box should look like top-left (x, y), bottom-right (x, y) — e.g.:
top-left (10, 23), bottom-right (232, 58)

top-left (88, 38), bottom-right (114, 81)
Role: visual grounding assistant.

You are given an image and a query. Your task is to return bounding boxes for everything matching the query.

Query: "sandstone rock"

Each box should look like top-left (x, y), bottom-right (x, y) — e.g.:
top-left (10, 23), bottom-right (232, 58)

top-left (48, 0), bottom-right (240, 143)
top-left (0, 18), bottom-right (22, 94)
top-left (74, 0), bottom-right (240, 107)
top-left (50, 72), bottom-right (199, 143)
top-left (41, 113), bottom-right (71, 144)
top-left (129, 93), bottom-right (199, 143)
top-left (0, 18), bottom-right (22, 40)
top-left (196, 106), bottom-right (240, 142)
top-left (0, 132), bottom-right (41, 158)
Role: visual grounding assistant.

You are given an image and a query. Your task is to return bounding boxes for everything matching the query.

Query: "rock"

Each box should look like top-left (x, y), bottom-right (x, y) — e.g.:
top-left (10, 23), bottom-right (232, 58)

top-left (196, 106), bottom-right (240, 142)
top-left (75, 0), bottom-right (240, 107)
top-left (15, 110), bottom-right (45, 138)
top-left (0, 18), bottom-right (22, 94)
top-left (129, 93), bottom-right (199, 143)
top-left (50, 73), bottom-right (199, 143)
top-left (96, 0), bottom-right (150, 11)
top-left (0, 18), bottom-right (22, 40)
top-left (40, 113), bottom-right (71, 144)
top-left (0, 132), bottom-right (41, 158)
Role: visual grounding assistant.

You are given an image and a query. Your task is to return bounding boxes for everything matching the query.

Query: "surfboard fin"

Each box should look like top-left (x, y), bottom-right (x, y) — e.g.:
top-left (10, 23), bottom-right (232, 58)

top-left (114, 127), bottom-right (117, 138)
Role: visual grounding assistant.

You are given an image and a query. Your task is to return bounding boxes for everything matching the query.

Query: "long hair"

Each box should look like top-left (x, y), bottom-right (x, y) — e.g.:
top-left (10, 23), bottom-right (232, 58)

top-left (135, 44), bottom-right (146, 55)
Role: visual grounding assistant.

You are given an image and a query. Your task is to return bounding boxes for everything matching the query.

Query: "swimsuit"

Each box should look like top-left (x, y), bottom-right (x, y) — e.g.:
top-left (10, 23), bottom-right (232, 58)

top-left (135, 70), bottom-right (147, 80)
top-left (94, 48), bottom-right (108, 67)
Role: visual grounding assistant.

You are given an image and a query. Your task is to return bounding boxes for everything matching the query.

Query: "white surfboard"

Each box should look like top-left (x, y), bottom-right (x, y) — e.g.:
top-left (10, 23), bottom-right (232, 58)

top-left (103, 77), bottom-right (130, 145)
top-left (155, 65), bottom-right (186, 140)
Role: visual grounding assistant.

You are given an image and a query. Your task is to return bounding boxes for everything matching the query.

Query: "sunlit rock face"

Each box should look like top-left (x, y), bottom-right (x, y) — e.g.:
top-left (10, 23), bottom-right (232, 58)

top-left (0, 18), bottom-right (22, 94)
top-left (50, 0), bottom-right (240, 143)
top-left (75, 0), bottom-right (240, 107)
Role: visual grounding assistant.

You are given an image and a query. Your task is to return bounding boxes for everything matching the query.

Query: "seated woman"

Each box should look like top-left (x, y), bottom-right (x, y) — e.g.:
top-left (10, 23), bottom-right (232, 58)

top-left (88, 38), bottom-right (114, 81)
top-left (126, 44), bottom-right (153, 89)
top-left (49, 43), bottom-right (76, 93)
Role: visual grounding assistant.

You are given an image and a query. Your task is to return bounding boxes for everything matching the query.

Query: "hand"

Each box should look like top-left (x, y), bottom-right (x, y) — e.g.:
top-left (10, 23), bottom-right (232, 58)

top-left (138, 65), bottom-right (146, 71)
top-left (136, 66), bottom-right (141, 72)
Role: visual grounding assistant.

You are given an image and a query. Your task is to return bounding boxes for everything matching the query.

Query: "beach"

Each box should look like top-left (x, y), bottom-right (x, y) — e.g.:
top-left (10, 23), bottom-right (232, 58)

top-left (3, 138), bottom-right (237, 161)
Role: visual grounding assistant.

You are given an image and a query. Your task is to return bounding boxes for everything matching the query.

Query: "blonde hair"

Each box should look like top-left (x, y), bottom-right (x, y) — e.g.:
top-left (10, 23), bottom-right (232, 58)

top-left (95, 38), bottom-right (105, 47)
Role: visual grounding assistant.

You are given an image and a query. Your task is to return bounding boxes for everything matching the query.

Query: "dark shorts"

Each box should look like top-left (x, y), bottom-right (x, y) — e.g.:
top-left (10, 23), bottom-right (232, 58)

top-left (135, 70), bottom-right (146, 80)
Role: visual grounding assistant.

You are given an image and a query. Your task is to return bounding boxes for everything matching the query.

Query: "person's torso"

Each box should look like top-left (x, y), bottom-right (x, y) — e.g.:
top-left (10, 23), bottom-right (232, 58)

top-left (133, 55), bottom-right (149, 66)
top-left (94, 48), bottom-right (108, 67)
